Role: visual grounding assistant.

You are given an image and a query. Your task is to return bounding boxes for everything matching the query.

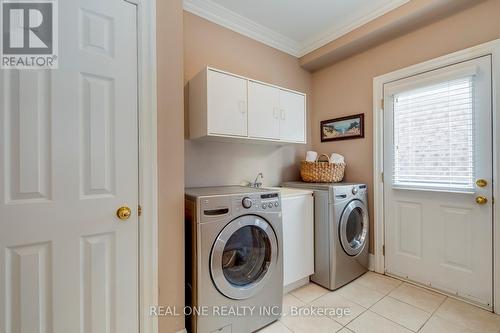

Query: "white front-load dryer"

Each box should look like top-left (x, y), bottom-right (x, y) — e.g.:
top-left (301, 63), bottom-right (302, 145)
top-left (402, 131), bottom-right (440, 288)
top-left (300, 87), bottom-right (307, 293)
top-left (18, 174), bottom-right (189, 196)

top-left (185, 186), bottom-right (283, 333)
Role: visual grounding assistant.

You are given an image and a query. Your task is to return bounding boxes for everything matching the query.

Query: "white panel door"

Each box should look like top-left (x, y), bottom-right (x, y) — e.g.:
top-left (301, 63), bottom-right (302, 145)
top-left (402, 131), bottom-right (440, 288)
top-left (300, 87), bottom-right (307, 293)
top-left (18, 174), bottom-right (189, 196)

top-left (0, 0), bottom-right (139, 332)
top-left (279, 90), bottom-right (306, 143)
top-left (248, 81), bottom-right (280, 140)
top-left (384, 56), bottom-right (493, 308)
top-left (207, 70), bottom-right (248, 137)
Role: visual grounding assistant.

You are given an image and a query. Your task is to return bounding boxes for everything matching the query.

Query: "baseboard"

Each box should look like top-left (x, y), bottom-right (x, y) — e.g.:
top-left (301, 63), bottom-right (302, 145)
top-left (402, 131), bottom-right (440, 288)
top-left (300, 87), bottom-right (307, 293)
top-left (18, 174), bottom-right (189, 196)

top-left (284, 276), bottom-right (310, 294)
top-left (368, 254), bottom-right (375, 271)
top-left (175, 329), bottom-right (187, 333)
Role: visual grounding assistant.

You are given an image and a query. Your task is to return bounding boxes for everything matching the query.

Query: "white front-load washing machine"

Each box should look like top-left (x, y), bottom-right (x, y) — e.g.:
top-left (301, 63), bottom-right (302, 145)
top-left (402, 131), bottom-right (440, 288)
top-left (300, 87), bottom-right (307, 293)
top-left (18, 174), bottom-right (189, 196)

top-left (282, 182), bottom-right (369, 290)
top-left (185, 186), bottom-right (283, 333)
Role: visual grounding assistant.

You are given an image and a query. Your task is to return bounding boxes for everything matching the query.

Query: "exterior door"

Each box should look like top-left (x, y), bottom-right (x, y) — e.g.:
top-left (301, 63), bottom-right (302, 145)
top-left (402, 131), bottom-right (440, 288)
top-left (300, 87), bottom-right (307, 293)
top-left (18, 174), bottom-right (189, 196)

top-left (383, 56), bottom-right (493, 308)
top-left (0, 0), bottom-right (139, 332)
top-left (207, 70), bottom-right (248, 137)
top-left (248, 81), bottom-right (280, 140)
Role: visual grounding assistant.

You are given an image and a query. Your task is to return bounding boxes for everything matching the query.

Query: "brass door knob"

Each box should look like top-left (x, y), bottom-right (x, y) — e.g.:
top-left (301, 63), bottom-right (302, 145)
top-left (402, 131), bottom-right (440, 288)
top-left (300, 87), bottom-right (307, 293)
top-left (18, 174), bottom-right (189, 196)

top-left (475, 196), bottom-right (488, 205)
top-left (476, 179), bottom-right (488, 187)
top-left (116, 206), bottom-right (132, 220)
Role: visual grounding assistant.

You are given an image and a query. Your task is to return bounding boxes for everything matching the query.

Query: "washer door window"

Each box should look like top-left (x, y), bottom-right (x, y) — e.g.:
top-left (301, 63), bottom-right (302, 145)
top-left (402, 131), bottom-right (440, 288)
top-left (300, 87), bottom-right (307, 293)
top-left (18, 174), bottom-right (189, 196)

top-left (340, 200), bottom-right (369, 256)
top-left (211, 215), bottom-right (278, 300)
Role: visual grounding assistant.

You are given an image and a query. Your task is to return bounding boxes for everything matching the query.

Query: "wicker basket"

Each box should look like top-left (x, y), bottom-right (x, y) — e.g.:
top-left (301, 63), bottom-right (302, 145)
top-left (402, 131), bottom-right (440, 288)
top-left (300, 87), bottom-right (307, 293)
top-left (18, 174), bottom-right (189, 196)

top-left (300, 154), bottom-right (345, 183)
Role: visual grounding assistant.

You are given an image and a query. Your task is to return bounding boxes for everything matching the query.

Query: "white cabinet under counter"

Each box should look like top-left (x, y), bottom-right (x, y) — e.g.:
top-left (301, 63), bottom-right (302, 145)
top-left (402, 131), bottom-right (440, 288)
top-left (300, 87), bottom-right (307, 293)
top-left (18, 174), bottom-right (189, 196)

top-left (188, 67), bottom-right (307, 144)
top-left (269, 187), bottom-right (314, 291)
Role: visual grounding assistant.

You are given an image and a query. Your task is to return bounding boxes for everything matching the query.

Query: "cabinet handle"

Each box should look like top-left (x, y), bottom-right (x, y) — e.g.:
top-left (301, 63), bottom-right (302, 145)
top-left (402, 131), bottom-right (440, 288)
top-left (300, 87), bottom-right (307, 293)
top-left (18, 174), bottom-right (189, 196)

top-left (273, 107), bottom-right (280, 119)
top-left (280, 109), bottom-right (286, 120)
top-left (238, 100), bottom-right (247, 114)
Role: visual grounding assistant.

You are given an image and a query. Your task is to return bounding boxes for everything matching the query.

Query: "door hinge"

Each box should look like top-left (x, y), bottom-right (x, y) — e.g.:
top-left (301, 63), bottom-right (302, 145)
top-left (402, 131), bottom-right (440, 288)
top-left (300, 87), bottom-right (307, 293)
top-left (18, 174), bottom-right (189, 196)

top-left (380, 98), bottom-right (384, 110)
top-left (381, 172), bottom-right (384, 183)
top-left (382, 245), bottom-right (385, 256)
top-left (138, 204), bottom-right (142, 217)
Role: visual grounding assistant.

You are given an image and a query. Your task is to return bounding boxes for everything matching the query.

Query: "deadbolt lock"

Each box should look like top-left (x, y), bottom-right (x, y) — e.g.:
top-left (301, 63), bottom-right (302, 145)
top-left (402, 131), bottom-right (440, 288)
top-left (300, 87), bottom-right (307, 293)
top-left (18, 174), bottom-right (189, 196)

top-left (476, 179), bottom-right (488, 187)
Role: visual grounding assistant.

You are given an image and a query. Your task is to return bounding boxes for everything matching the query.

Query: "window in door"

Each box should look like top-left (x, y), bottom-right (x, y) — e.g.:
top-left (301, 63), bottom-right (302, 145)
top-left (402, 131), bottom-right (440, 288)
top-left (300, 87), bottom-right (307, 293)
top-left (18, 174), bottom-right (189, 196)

top-left (392, 75), bottom-right (475, 192)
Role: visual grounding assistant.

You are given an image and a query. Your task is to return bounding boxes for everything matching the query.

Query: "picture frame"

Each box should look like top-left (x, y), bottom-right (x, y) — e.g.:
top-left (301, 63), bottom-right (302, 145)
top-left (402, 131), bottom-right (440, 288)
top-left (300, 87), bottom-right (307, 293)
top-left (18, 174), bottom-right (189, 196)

top-left (320, 113), bottom-right (365, 142)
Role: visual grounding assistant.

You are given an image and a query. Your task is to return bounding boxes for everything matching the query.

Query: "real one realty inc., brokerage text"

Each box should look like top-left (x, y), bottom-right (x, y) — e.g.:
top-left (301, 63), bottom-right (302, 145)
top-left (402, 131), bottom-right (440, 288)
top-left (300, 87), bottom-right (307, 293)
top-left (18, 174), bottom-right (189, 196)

top-left (149, 305), bottom-right (352, 318)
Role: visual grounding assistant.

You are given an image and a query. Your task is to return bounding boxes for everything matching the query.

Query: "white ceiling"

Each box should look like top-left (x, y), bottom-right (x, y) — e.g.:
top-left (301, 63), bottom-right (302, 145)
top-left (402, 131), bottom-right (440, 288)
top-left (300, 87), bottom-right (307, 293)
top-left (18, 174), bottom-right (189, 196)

top-left (183, 0), bottom-right (410, 57)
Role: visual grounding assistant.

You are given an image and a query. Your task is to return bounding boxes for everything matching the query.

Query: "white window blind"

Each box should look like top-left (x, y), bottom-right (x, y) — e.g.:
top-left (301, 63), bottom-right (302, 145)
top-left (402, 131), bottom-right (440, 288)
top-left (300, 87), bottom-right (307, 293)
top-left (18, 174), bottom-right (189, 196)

top-left (393, 76), bottom-right (475, 192)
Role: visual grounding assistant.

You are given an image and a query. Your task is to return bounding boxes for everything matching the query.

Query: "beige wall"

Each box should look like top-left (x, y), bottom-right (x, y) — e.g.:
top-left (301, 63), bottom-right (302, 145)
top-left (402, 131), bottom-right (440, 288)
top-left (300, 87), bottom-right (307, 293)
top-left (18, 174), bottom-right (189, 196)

top-left (311, 0), bottom-right (500, 253)
top-left (184, 12), bottom-right (312, 188)
top-left (157, 0), bottom-right (185, 332)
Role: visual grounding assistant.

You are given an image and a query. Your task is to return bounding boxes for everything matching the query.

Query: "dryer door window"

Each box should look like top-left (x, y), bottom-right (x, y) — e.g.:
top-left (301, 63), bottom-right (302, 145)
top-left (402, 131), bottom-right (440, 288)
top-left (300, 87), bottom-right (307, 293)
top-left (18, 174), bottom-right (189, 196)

top-left (211, 215), bottom-right (278, 300)
top-left (340, 200), bottom-right (369, 256)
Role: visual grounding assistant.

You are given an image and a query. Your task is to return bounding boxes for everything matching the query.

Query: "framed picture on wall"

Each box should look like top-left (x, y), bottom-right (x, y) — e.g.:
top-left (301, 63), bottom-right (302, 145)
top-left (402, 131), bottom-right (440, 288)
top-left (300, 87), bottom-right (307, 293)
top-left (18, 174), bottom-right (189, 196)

top-left (321, 113), bottom-right (364, 142)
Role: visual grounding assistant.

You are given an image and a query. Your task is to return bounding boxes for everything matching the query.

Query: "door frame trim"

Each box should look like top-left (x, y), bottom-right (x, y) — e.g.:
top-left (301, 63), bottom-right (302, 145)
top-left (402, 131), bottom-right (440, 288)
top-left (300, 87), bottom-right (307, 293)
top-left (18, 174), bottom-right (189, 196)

top-left (128, 0), bottom-right (158, 332)
top-left (373, 38), bottom-right (500, 314)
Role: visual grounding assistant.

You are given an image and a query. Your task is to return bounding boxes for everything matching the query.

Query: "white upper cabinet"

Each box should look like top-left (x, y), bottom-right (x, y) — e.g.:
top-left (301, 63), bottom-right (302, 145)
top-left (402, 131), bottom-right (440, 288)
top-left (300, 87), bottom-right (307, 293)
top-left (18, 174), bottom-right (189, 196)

top-left (207, 70), bottom-right (248, 137)
top-left (189, 67), bottom-right (307, 144)
top-left (279, 89), bottom-right (306, 143)
top-left (189, 68), bottom-right (248, 139)
top-left (248, 81), bottom-right (280, 140)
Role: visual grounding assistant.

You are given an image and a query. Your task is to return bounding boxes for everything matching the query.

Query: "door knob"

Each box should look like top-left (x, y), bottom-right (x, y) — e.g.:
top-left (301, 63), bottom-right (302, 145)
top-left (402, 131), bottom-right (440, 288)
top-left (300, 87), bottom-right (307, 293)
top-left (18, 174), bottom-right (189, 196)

top-left (476, 179), bottom-right (488, 187)
top-left (116, 206), bottom-right (132, 220)
top-left (475, 196), bottom-right (488, 205)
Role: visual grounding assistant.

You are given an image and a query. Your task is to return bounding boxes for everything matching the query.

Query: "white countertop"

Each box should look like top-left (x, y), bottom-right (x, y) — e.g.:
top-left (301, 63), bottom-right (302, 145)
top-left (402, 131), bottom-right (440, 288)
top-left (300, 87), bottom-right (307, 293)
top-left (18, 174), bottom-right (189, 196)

top-left (266, 187), bottom-right (313, 198)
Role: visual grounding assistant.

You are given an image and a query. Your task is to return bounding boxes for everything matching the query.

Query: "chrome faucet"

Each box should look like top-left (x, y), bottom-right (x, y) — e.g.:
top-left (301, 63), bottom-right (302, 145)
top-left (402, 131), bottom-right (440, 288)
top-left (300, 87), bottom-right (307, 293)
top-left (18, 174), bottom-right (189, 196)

top-left (251, 173), bottom-right (264, 188)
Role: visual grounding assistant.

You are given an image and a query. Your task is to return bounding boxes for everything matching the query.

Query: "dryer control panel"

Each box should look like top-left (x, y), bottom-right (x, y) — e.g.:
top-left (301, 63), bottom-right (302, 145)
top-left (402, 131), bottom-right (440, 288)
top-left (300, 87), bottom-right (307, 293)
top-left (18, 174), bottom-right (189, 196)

top-left (333, 184), bottom-right (367, 199)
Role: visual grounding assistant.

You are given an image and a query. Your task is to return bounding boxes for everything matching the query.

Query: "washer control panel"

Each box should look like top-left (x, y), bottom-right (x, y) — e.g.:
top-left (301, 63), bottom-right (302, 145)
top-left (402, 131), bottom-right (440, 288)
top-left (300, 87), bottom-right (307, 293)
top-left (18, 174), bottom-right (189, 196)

top-left (232, 192), bottom-right (281, 213)
top-left (242, 197), bottom-right (253, 209)
top-left (198, 190), bottom-right (281, 222)
top-left (259, 192), bottom-right (280, 211)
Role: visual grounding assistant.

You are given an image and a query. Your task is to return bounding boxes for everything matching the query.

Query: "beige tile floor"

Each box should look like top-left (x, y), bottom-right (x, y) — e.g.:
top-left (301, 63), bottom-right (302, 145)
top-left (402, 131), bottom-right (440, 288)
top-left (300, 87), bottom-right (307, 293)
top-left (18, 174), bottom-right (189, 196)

top-left (258, 272), bottom-right (500, 333)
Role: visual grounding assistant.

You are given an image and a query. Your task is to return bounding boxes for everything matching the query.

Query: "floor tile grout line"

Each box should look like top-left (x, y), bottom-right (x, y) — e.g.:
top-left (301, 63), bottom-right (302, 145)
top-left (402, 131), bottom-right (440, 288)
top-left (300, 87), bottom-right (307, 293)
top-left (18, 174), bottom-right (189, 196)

top-left (364, 276), bottom-right (449, 332)
top-left (303, 290), bottom-right (370, 329)
top-left (383, 294), bottom-right (438, 315)
top-left (281, 276), bottom-right (500, 333)
top-left (352, 273), bottom-right (403, 294)
top-left (363, 309), bottom-right (419, 332)
top-left (389, 280), bottom-right (456, 311)
top-left (430, 297), bottom-right (491, 333)
top-left (343, 306), bottom-right (369, 331)
top-left (337, 283), bottom-right (396, 309)
top-left (362, 291), bottom-right (435, 333)
top-left (285, 288), bottom-right (367, 332)
top-left (290, 277), bottom-right (442, 331)
top-left (416, 295), bottom-right (449, 332)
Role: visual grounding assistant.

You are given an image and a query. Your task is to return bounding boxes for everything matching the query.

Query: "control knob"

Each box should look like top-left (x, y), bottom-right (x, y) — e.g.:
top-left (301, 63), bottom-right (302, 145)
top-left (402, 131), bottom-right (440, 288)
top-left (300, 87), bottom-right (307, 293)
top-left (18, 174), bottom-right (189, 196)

top-left (352, 186), bottom-right (359, 195)
top-left (242, 197), bottom-right (252, 209)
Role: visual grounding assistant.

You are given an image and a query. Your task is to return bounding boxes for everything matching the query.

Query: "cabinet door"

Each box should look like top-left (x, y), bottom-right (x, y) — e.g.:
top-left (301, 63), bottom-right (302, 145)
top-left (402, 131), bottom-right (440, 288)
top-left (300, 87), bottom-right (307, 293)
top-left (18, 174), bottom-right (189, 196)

top-left (279, 90), bottom-right (306, 143)
top-left (207, 70), bottom-right (248, 137)
top-left (282, 195), bottom-right (314, 286)
top-left (248, 81), bottom-right (280, 140)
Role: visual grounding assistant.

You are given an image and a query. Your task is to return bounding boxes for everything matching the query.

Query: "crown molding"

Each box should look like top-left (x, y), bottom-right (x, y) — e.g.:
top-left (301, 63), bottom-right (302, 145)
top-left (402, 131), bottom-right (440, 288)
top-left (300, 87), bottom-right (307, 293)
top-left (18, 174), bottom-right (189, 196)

top-left (183, 0), bottom-right (301, 56)
top-left (183, 0), bottom-right (410, 58)
top-left (298, 0), bottom-right (411, 56)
